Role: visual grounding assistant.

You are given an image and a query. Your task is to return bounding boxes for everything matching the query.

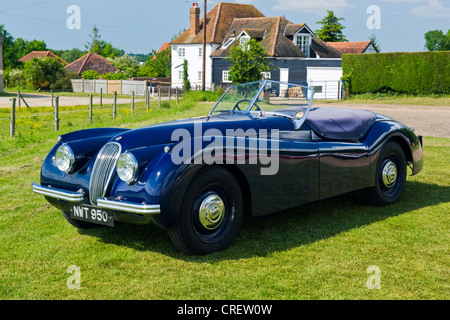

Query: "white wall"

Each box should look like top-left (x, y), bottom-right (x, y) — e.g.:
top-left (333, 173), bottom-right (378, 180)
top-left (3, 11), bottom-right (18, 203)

top-left (171, 43), bottom-right (219, 90)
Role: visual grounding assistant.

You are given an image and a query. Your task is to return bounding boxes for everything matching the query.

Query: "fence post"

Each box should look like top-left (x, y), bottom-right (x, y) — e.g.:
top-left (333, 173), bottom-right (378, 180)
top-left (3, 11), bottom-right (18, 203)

top-left (113, 91), bottom-right (117, 119)
top-left (51, 90), bottom-right (54, 108)
top-left (100, 87), bottom-right (103, 106)
top-left (168, 87), bottom-right (171, 105)
top-left (89, 94), bottom-right (93, 124)
top-left (17, 90), bottom-right (21, 108)
top-left (131, 91), bottom-right (135, 115)
top-left (176, 87), bottom-right (179, 103)
top-left (10, 98), bottom-right (16, 137)
top-left (158, 87), bottom-right (161, 108)
top-left (146, 87), bottom-right (149, 110)
top-left (54, 96), bottom-right (59, 131)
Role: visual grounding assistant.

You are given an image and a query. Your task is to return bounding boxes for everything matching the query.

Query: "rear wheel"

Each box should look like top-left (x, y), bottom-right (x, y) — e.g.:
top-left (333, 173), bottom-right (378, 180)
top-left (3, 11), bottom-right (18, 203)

top-left (168, 167), bottom-right (243, 255)
top-left (364, 141), bottom-right (407, 206)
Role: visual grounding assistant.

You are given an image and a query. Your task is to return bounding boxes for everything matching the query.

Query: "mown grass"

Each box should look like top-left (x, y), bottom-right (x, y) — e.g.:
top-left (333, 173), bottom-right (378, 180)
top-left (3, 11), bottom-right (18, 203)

top-left (0, 96), bottom-right (448, 300)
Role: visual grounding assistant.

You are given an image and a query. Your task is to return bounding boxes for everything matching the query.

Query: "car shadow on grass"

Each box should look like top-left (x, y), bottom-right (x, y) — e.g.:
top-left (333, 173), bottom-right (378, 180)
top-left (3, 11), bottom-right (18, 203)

top-left (78, 180), bottom-right (449, 261)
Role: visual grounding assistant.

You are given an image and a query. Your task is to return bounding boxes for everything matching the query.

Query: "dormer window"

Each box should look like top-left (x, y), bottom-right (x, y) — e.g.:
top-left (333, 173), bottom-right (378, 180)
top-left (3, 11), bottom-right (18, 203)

top-left (223, 38), bottom-right (235, 48)
top-left (294, 34), bottom-right (311, 58)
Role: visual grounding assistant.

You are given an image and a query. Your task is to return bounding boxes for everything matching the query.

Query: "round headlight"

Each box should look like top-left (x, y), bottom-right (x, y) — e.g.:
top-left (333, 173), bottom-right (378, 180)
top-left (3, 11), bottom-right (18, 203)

top-left (116, 153), bottom-right (138, 184)
top-left (55, 145), bottom-right (75, 173)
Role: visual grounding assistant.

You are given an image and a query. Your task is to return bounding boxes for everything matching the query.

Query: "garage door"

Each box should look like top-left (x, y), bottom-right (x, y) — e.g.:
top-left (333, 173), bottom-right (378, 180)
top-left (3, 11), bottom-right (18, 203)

top-left (306, 67), bottom-right (343, 100)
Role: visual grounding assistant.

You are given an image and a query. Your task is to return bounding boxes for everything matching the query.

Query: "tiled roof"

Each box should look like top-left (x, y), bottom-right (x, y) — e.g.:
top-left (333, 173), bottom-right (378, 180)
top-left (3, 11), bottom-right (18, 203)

top-left (326, 41), bottom-right (374, 54)
top-left (64, 52), bottom-right (117, 75)
top-left (171, 2), bottom-right (265, 44)
top-left (210, 16), bottom-right (341, 58)
top-left (18, 51), bottom-right (68, 65)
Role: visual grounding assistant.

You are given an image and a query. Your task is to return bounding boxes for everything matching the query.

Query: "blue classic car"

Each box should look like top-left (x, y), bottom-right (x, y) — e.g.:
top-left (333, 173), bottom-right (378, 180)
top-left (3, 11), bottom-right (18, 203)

top-left (32, 80), bottom-right (423, 255)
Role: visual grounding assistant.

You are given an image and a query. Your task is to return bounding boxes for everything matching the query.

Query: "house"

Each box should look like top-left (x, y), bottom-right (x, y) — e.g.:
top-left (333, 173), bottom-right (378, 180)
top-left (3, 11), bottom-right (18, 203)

top-left (326, 41), bottom-right (379, 54)
top-left (170, 2), bottom-right (343, 98)
top-left (65, 52), bottom-right (117, 75)
top-left (18, 50), bottom-right (68, 65)
top-left (0, 36), bottom-right (4, 93)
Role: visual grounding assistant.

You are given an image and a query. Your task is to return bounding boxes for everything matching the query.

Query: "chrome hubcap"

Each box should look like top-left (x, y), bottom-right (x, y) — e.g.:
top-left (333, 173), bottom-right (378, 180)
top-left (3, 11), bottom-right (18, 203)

top-left (198, 194), bottom-right (225, 230)
top-left (382, 160), bottom-right (397, 188)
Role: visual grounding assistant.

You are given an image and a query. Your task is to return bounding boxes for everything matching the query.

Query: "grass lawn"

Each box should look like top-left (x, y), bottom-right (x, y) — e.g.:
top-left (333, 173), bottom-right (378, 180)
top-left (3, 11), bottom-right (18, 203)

top-left (0, 98), bottom-right (448, 300)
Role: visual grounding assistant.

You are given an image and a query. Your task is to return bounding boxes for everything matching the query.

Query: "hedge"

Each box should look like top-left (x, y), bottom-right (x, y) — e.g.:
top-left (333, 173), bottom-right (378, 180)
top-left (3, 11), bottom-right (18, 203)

top-left (342, 51), bottom-right (450, 95)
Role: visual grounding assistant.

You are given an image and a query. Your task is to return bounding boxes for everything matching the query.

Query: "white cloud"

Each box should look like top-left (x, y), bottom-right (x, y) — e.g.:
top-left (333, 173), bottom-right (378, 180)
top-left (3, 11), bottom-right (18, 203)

top-left (409, 0), bottom-right (450, 18)
top-left (272, 0), bottom-right (351, 14)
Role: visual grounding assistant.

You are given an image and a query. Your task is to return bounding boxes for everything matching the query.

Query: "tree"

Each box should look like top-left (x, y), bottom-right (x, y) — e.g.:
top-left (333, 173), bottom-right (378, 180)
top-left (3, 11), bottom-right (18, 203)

top-left (60, 48), bottom-right (84, 63)
top-left (316, 10), bottom-right (348, 42)
top-left (369, 34), bottom-right (381, 52)
top-left (424, 29), bottom-right (450, 51)
top-left (85, 26), bottom-right (123, 58)
top-left (226, 39), bottom-right (269, 84)
top-left (23, 57), bottom-right (66, 90)
top-left (138, 47), bottom-right (171, 77)
top-left (183, 59), bottom-right (191, 92)
top-left (109, 54), bottom-right (139, 78)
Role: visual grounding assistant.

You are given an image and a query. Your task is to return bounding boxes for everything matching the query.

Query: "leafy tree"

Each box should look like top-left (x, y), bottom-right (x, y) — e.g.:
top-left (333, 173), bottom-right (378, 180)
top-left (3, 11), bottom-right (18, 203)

top-left (183, 59), bottom-right (191, 92)
top-left (82, 70), bottom-right (99, 79)
top-left (109, 54), bottom-right (139, 77)
top-left (138, 47), bottom-right (171, 77)
top-left (23, 57), bottom-right (66, 90)
top-left (226, 39), bottom-right (269, 84)
top-left (60, 48), bottom-right (85, 63)
top-left (369, 34), bottom-right (381, 52)
top-left (424, 29), bottom-right (450, 51)
top-left (85, 26), bottom-right (123, 58)
top-left (316, 10), bottom-right (348, 42)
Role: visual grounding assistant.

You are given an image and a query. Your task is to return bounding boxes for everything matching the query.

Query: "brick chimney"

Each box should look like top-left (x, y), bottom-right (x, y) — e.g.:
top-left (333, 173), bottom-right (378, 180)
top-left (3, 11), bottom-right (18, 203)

top-left (190, 3), bottom-right (200, 35)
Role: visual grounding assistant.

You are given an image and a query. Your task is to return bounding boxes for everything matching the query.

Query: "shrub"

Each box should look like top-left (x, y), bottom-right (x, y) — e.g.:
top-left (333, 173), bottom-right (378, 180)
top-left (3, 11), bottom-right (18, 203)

top-left (342, 51), bottom-right (450, 95)
top-left (82, 70), bottom-right (99, 79)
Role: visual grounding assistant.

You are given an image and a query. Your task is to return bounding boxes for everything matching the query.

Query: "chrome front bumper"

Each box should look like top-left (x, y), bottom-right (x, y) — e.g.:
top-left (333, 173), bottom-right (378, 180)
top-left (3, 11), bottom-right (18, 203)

top-left (32, 182), bottom-right (160, 215)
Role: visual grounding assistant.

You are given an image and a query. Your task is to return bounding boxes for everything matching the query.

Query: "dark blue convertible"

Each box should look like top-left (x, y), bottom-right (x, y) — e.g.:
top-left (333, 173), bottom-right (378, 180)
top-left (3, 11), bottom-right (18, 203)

top-left (32, 80), bottom-right (423, 254)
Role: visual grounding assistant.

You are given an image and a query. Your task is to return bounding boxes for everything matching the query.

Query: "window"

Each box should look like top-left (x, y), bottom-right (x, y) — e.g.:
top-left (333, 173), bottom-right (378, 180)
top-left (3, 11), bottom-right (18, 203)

top-left (294, 34), bottom-right (311, 58)
top-left (261, 72), bottom-right (271, 80)
top-left (198, 71), bottom-right (202, 81)
top-left (223, 38), bottom-right (235, 48)
top-left (178, 47), bottom-right (185, 57)
top-left (178, 70), bottom-right (183, 81)
top-left (222, 70), bottom-right (231, 83)
top-left (198, 47), bottom-right (202, 58)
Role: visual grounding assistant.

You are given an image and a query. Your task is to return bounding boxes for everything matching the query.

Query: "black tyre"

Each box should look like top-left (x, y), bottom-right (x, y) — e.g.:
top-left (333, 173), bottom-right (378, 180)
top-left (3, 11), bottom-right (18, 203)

top-left (168, 166), bottom-right (243, 255)
top-left (62, 210), bottom-right (101, 229)
top-left (364, 141), bottom-right (407, 206)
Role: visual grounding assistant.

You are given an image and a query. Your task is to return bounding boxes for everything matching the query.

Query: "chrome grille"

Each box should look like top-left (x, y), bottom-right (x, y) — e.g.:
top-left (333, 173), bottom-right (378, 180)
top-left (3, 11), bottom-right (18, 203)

top-left (89, 142), bottom-right (121, 205)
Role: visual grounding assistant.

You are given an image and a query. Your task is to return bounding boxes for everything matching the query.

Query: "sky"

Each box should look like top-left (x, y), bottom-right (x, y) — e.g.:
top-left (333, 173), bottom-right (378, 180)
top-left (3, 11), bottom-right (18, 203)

top-left (0, 0), bottom-right (449, 54)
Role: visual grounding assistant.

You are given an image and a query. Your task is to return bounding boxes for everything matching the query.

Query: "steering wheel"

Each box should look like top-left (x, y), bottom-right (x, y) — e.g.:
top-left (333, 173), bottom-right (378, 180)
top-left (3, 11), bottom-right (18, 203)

top-left (233, 99), bottom-right (261, 111)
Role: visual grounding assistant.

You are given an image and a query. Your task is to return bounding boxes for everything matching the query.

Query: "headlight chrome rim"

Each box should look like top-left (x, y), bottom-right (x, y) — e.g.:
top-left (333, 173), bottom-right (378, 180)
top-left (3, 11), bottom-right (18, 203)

top-left (116, 152), bottom-right (138, 184)
top-left (55, 144), bottom-right (75, 173)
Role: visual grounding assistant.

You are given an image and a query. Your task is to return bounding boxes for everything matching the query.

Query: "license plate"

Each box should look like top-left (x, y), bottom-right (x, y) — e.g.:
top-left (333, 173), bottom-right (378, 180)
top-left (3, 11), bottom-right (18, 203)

top-left (70, 204), bottom-right (114, 227)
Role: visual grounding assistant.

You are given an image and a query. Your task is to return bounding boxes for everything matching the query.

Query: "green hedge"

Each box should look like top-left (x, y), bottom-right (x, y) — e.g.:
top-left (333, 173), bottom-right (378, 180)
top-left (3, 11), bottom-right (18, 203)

top-left (342, 51), bottom-right (450, 95)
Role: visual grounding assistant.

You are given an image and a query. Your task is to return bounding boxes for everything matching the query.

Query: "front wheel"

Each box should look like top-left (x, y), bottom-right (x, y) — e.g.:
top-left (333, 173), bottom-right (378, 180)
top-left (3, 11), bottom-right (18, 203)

top-left (168, 167), bottom-right (243, 255)
top-left (364, 141), bottom-right (407, 206)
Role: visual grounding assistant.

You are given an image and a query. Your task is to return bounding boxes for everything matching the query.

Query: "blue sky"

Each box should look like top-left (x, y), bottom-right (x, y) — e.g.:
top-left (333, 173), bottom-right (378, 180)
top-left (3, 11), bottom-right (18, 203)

top-left (0, 0), bottom-right (449, 54)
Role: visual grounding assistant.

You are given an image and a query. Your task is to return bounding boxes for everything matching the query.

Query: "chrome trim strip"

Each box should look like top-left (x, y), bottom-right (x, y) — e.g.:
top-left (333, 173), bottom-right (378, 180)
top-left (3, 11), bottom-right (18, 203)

top-left (32, 182), bottom-right (84, 202)
top-left (96, 198), bottom-right (161, 215)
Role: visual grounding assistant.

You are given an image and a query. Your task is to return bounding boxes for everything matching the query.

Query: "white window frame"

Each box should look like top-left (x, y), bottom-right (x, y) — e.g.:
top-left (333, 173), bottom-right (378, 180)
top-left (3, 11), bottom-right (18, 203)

top-left (178, 47), bottom-right (185, 58)
top-left (223, 38), bottom-right (235, 48)
top-left (198, 71), bottom-right (202, 81)
top-left (261, 72), bottom-right (271, 80)
top-left (294, 34), bottom-right (311, 58)
top-left (222, 70), bottom-right (231, 83)
top-left (178, 70), bottom-right (183, 81)
top-left (198, 47), bottom-right (202, 58)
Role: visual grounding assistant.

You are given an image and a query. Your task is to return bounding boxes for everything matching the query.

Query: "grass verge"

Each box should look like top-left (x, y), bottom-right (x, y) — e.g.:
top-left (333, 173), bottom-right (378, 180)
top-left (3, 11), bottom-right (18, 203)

top-left (0, 98), bottom-right (448, 299)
